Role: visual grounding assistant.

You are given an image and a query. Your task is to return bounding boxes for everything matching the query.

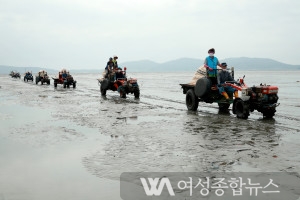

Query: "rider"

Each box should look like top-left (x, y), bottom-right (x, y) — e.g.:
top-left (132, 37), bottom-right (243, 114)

top-left (204, 48), bottom-right (222, 85)
top-left (62, 69), bottom-right (68, 79)
top-left (114, 67), bottom-right (125, 81)
top-left (105, 57), bottom-right (114, 77)
top-left (217, 62), bottom-right (239, 100)
top-left (112, 55), bottom-right (118, 70)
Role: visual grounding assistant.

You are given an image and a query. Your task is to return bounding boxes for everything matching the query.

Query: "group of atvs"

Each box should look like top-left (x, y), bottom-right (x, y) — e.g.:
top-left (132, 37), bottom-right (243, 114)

top-left (10, 64), bottom-right (279, 119)
top-left (9, 70), bottom-right (77, 88)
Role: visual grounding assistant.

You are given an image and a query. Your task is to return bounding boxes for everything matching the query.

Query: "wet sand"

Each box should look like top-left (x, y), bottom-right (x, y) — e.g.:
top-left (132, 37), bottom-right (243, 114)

top-left (0, 72), bottom-right (300, 199)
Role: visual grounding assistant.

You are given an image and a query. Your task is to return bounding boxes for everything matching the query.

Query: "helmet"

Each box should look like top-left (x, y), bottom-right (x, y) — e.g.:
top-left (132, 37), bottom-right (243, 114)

top-left (109, 57), bottom-right (113, 61)
top-left (113, 55), bottom-right (118, 59)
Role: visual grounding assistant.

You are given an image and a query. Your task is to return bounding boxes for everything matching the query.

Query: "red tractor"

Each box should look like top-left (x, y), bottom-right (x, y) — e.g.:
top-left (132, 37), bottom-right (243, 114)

top-left (52, 70), bottom-right (76, 88)
top-left (180, 68), bottom-right (279, 119)
top-left (98, 67), bottom-right (140, 98)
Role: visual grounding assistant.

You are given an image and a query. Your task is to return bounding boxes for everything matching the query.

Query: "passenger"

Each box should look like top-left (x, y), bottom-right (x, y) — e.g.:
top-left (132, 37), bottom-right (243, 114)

top-left (105, 57), bottom-right (114, 77)
top-left (114, 68), bottom-right (125, 81)
top-left (112, 55), bottom-right (118, 70)
top-left (62, 70), bottom-right (68, 79)
top-left (203, 48), bottom-right (222, 85)
top-left (217, 62), bottom-right (239, 101)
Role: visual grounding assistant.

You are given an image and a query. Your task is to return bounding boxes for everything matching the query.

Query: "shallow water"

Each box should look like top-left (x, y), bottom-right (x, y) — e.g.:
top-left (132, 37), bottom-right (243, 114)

top-left (0, 71), bottom-right (300, 199)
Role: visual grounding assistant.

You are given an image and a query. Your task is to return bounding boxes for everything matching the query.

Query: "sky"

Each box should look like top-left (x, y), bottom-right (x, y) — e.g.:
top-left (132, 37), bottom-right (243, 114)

top-left (0, 0), bottom-right (300, 69)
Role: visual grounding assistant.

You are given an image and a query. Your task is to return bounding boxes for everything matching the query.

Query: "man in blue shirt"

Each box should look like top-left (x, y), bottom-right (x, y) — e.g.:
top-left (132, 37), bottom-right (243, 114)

top-left (203, 48), bottom-right (222, 85)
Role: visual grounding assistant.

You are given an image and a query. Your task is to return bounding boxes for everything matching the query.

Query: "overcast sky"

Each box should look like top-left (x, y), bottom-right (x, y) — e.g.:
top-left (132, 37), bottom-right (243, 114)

top-left (0, 0), bottom-right (299, 69)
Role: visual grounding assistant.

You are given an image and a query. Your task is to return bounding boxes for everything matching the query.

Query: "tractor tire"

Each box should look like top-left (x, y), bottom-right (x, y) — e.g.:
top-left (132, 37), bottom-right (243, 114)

top-left (194, 78), bottom-right (212, 98)
top-left (263, 109), bottom-right (276, 118)
top-left (120, 87), bottom-right (126, 98)
top-left (234, 98), bottom-right (250, 119)
top-left (186, 89), bottom-right (199, 111)
top-left (218, 103), bottom-right (230, 111)
top-left (101, 79), bottom-right (109, 90)
top-left (134, 89), bottom-right (140, 99)
top-left (100, 88), bottom-right (107, 96)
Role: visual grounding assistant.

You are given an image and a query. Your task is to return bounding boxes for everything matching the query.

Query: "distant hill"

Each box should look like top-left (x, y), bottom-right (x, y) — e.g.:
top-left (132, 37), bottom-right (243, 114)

top-left (1, 57), bottom-right (299, 74)
top-left (0, 65), bottom-right (57, 75)
top-left (121, 57), bottom-right (300, 72)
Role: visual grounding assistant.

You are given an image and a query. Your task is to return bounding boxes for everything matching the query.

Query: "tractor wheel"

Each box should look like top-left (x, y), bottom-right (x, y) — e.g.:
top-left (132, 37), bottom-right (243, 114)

top-left (134, 89), bottom-right (140, 99)
top-left (120, 87), bottom-right (126, 98)
top-left (263, 109), bottom-right (276, 118)
top-left (120, 92), bottom-right (126, 98)
top-left (218, 103), bottom-right (230, 112)
top-left (186, 89), bottom-right (199, 111)
top-left (100, 88), bottom-right (107, 95)
top-left (234, 98), bottom-right (250, 119)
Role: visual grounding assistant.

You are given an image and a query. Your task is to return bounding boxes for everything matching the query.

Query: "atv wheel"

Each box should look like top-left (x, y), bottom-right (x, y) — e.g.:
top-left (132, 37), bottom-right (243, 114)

top-left (100, 88), bottom-right (107, 95)
top-left (234, 98), bottom-right (250, 119)
top-left (36, 79), bottom-right (38, 85)
top-left (134, 89), bottom-right (140, 99)
top-left (120, 87), bottom-right (126, 98)
top-left (24, 77), bottom-right (26, 82)
top-left (67, 84), bottom-right (70, 88)
top-left (73, 82), bottom-right (76, 88)
top-left (218, 103), bottom-right (230, 111)
top-left (186, 89), bottom-right (199, 111)
top-left (263, 109), bottom-right (276, 118)
top-left (54, 82), bottom-right (57, 88)
top-left (101, 79), bottom-right (109, 90)
top-left (63, 82), bottom-right (66, 88)
top-left (47, 81), bottom-right (50, 85)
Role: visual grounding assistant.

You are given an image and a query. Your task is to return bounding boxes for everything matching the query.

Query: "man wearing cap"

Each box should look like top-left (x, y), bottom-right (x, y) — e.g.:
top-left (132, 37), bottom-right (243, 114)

top-left (204, 48), bottom-right (222, 85)
top-left (105, 57), bottom-right (114, 78)
top-left (112, 55), bottom-right (118, 70)
top-left (217, 62), bottom-right (239, 100)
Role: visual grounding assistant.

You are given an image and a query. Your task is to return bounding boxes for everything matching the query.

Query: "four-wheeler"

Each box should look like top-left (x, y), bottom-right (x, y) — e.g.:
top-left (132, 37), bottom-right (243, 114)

top-left (98, 67), bottom-right (140, 98)
top-left (9, 71), bottom-right (21, 78)
top-left (180, 67), bottom-right (279, 119)
top-left (52, 70), bottom-right (76, 88)
top-left (24, 71), bottom-right (34, 82)
top-left (36, 70), bottom-right (50, 85)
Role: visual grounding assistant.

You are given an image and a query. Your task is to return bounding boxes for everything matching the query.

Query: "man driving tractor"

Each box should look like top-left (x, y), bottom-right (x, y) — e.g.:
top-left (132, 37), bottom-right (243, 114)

top-left (217, 62), bottom-right (239, 101)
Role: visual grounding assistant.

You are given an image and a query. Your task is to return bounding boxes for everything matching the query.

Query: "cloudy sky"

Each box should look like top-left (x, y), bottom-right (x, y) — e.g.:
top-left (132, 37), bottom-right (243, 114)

top-left (0, 0), bottom-right (299, 69)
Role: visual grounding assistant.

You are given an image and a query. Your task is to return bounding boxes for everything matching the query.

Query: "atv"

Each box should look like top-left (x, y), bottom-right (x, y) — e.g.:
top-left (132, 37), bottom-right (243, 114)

top-left (180, 67), bottom-right (279, 119)
top-left (24, 72), bottom-right (34, 82)
top-left (10, 71), bottom-right (21, 79)
top-left (98, 67), bottom-right (140, 98)
top-left (36, 71), bottom-right (50, 85)
top-left (52, 71), bottom-right (76, 88)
